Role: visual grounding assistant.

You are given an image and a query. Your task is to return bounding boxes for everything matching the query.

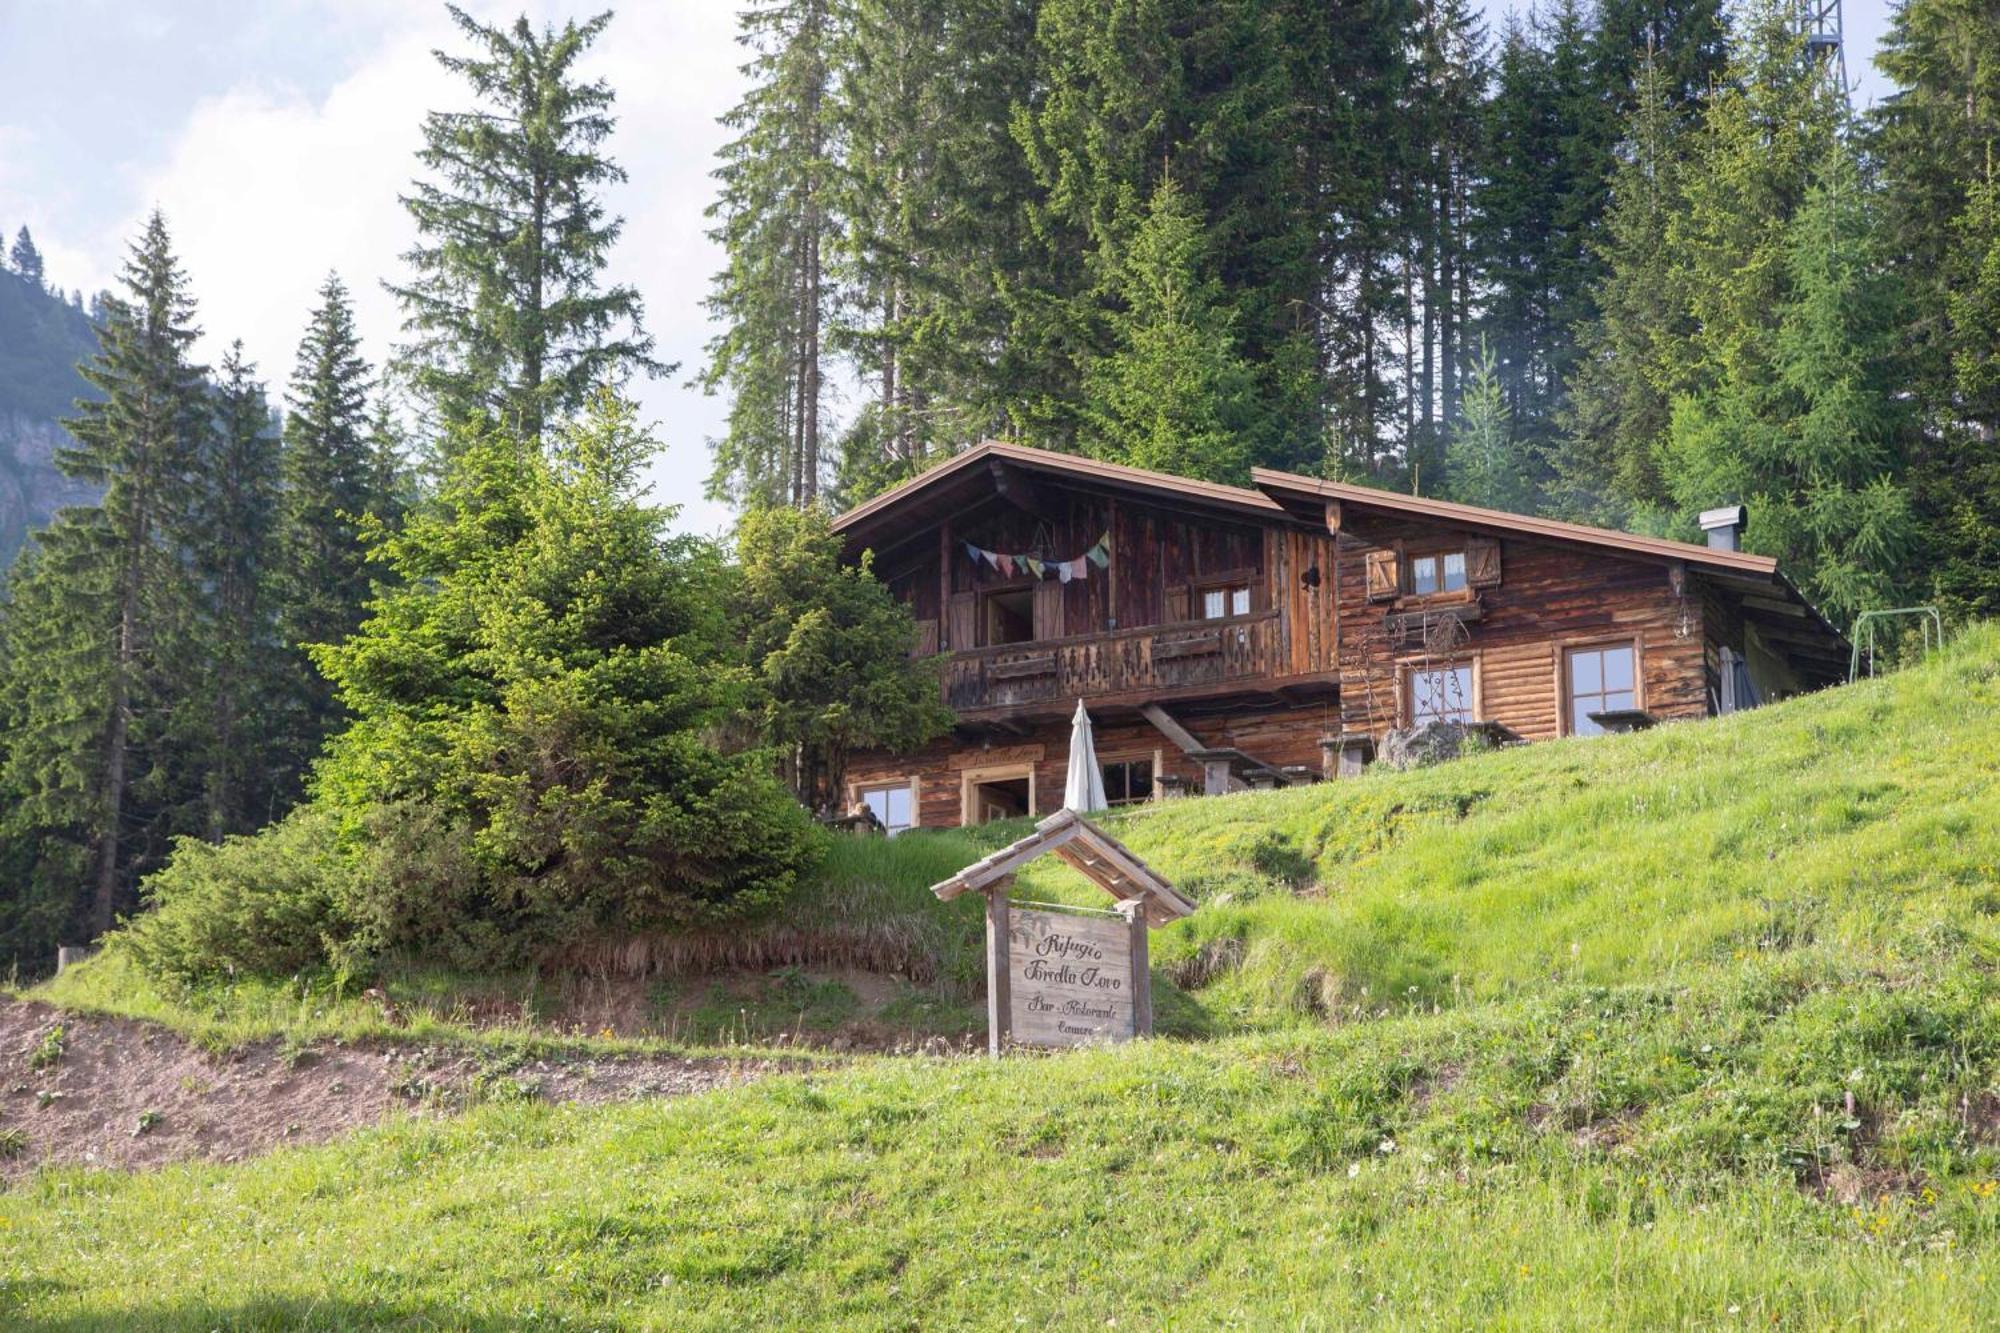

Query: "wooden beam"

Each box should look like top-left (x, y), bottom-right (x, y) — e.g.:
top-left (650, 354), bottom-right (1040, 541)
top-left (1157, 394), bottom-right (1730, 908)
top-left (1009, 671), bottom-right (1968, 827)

top-left (1741, 595), bottom-right (1808, 618)
top-left (1138, 702), bottom-right (1207, 755)
top-left (938, 516), bottom-right (953, 651)
top-left (933, 818), bottom-right (1083, 900)
top-left (984, 884), bottom-right (1012, 1058)
top-left (989, 458), bottom-right (1048, 515)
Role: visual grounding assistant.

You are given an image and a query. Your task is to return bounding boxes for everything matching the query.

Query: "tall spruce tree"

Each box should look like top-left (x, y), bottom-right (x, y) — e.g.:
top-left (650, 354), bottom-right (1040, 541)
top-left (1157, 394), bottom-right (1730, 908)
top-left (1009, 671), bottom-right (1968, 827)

top-left (390, 5), bottom-right (657, 444)
top-left (1012, 0), bottom-right (1315, 466)
top-left (1930, 153), bottom-right (2000, 620)
top-left (188, 344), bottom-right (284, 838)
top-left (276, 274), bottom-right (383, 799)
top-left (1869, 0), bottom-right (2000, 621)
top-left (1445, 339), bottom-right (1532, 511)
top-left (1555, 53), bottom-right (1690, 525)
top-left (9, 226), bottom-right (46, 289)
top-left (1082, 175), bottom-right (1257, 483)
top-left (703, 0), bottom-right (843, 509)
top-left (0, 212), bottom-right (209, 942)
top-left (1663, 138), bottom-right (1913, 624)
top-left (828, 0), bottom-right (1040, 505)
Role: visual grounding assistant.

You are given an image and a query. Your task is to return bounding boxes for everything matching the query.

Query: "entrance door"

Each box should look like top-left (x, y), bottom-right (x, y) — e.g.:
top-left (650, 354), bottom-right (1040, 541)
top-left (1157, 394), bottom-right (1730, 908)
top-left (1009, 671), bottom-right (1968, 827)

top-left (973, 777), bottom-right (1031, 824)
top-left (960, 765), bottom-right (1036, 826)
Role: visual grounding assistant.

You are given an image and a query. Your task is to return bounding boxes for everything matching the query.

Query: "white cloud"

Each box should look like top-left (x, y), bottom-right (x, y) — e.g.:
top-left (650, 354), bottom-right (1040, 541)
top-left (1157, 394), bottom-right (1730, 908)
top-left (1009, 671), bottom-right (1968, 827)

top-left (111, 1), bottom-right (744, 537)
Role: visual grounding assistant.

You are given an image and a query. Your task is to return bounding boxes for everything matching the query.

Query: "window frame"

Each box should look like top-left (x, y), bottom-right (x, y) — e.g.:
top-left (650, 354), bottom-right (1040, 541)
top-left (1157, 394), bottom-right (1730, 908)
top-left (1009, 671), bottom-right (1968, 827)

top-left (1195, 579), bottom-right (1255, 621)
top-left (1405, 547), bottom-right (1469, 598)
top-left (1403, 658), bottom-right (1480, 726)
top-left (1560, 638), bottom-right (1644, 737)
top-left (977, 582), bottom-right (1037, 647)
top-left (854, 778), bottom-right (919, 837)
top-left (1100, 755), bottom-right (1158, 807)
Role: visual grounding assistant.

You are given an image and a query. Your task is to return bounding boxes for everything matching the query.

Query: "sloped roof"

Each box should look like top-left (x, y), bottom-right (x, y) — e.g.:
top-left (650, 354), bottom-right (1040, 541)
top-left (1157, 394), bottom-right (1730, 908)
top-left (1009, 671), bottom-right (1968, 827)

top-left (831, 440), bottom-right (1285, 556)
top-left (929, 808), bottom-right (1195, 928)
top-left (1251, 467), bottom-right (1780, 578)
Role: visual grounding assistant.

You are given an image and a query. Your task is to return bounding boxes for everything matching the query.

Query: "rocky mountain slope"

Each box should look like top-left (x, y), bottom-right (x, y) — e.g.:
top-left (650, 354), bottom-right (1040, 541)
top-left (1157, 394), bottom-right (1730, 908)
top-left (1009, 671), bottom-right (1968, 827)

top-left (0, 265), bottom-right (100, 566)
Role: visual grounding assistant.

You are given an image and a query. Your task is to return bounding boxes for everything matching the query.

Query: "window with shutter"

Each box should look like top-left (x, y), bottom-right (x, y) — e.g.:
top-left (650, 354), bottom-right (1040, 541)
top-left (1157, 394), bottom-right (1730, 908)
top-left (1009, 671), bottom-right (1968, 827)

top-left (1166, 586), bottom-right (1191, 622)
top-left (946, 592), bottom-right (977, 652)
top-left (1466, 536), bottom-right (1502, 587)
top-left (1364, 549), bottom-right (1400, 601)
top-left (1032, 580), bottom-right (1064, 640)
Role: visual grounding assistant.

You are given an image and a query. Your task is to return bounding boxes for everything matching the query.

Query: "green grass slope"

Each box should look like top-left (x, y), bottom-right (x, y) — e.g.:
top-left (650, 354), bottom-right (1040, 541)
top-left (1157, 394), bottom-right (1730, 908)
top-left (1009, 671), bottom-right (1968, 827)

top-left (5, 628), bottom-right (2000, 1328)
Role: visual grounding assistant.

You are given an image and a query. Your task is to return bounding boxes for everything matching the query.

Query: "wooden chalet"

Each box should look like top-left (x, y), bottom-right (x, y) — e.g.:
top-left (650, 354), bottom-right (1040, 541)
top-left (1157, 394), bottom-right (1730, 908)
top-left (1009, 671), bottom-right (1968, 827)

top-left (836, 442), bottom-right (1848, 834)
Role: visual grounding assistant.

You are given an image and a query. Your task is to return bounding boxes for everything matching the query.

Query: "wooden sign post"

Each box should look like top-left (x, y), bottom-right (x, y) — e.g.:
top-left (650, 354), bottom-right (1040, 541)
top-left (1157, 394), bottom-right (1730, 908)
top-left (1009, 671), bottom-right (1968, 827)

top-left (934, 809), bottom-right (1193, 1057)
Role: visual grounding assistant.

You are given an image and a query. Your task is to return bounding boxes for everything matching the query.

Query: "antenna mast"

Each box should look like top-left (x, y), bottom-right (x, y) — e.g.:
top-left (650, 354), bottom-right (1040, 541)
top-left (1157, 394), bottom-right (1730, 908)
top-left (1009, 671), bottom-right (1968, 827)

top-left (1798, 0), bottom-right (1848, 104)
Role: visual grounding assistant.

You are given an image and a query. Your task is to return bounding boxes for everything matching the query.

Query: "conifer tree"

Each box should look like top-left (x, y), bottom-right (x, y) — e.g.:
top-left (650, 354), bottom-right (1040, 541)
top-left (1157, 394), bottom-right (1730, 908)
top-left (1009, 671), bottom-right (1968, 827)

top-left (703, 0), bottom-right (843, 509)
top-left (1556, 54), bottom-right (1690, 524)
top-left (188, 344), bottom-right (284, 838)
top-left (9, 226), bottom-right (45, 289)
top-left (1930, 154), bottom-right (2000, 620)
top-left (828, 0), bottom-right (1039, 504)
top-left (1, 212), bottom-right (209, 940)
top-left (1082, 176), bottom-right (1256, 484)
top-left (1663, 143), bottom-right (1913, 624)
top-left (1445, 340), bottom-right (1531, 511)
top-left (1012, 0), bottom-right (1314, 465)
top-left (390, 6), bottom-right (657, 444)
top-left (275, 274), bottom-right (383, 797)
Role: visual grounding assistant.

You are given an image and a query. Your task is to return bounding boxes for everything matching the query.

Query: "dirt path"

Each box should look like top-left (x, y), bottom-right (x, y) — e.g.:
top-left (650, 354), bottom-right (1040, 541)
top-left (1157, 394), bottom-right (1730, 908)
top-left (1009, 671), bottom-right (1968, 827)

top-left (0, 1000), bottom-right (773, 1180)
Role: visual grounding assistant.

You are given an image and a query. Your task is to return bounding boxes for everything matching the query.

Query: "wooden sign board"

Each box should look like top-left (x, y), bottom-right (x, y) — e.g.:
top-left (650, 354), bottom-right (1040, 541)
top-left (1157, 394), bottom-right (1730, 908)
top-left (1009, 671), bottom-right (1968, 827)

top-left (981, 890), bottom-right (1152, 1053)
top-left (1007, 906), bottom-right (1137, 1047)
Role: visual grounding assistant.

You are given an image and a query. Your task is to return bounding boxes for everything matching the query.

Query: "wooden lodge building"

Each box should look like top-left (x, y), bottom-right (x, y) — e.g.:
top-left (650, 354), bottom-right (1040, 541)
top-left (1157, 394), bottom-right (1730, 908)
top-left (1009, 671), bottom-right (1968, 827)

top-left (835, 442), bottom-right (1849, 835)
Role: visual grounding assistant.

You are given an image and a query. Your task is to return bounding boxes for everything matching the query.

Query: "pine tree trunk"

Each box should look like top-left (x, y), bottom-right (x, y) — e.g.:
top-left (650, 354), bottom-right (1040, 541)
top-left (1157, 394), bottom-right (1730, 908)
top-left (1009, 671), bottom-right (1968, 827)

top-left (93, 579), bottom-right (137, 937)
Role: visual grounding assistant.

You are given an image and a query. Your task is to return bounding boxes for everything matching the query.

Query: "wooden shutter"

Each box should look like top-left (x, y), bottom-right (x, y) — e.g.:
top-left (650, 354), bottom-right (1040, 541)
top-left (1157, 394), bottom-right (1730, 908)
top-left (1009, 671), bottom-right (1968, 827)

top-left (911, 618), bottom-right (940, 657)
top-left (1466, 535), bottom-right (1502, 588)
top-left (947, 592), bottom-right (977, 651)
top-left (1364, 548), bottom-right (1400, 601)
top-left (1165, 585), bottom-right (1191, 622)
top-left (1032, 580), bottom-right (1063, 641)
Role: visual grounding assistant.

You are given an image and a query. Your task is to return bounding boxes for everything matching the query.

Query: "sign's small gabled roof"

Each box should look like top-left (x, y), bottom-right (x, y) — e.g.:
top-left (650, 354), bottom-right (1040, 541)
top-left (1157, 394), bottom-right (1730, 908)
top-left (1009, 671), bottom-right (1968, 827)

top-left (930, 808), bottom-right (1194, 927)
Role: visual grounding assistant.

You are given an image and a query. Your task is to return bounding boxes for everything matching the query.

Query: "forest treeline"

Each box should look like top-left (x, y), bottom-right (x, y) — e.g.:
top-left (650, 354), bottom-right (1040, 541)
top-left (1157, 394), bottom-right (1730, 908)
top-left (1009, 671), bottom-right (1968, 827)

top-left (701, 0), bottom-right (2000, 628)
top-left (0, 7), bottom-right (947, 976)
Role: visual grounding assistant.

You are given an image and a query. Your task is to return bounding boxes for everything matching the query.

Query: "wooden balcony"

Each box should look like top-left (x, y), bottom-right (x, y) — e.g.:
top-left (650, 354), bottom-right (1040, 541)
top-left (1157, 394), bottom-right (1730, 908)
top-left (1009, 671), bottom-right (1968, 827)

top-left (943, 610), bottom-right (1290, 718)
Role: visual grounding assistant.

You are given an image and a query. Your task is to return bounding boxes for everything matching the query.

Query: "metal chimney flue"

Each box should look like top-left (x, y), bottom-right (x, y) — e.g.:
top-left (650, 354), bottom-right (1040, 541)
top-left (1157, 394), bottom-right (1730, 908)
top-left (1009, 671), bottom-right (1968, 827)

top-left (1699, 505), bottom-right (1748, 553)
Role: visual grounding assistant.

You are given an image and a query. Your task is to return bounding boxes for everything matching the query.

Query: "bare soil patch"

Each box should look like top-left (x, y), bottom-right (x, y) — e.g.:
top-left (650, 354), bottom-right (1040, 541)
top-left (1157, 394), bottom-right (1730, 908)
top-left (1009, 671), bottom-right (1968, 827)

top-left (0, 1000), bottom-right (774, 1181)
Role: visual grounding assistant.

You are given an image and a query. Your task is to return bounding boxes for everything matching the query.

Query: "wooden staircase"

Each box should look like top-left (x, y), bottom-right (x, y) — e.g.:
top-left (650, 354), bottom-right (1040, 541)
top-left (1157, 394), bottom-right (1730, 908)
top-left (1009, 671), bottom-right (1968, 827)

top-left (1139, 703), bottom-right (1309, 795)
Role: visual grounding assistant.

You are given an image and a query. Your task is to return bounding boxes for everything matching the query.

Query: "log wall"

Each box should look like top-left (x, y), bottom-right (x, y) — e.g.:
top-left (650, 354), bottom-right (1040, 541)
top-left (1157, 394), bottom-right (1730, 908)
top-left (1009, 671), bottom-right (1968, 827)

top-left (845, 699), bottom-right (1342, 832)
top-left (1331, 517), bottom-right (1709, 741)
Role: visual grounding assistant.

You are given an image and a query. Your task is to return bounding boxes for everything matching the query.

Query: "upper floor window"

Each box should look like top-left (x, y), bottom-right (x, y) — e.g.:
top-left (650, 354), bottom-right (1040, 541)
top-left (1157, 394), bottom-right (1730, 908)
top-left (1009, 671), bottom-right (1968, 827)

top-left (1566, 644), bottom-right (1637, 736)
top-left (858, 781), bottom-right (916, 837)
top-left (1409, 662), bottom-right (1475, 724)
top-left (1409, 550), bottom-right (1467, 596)
top-left (1200, 584), bottom-right (1252, 620)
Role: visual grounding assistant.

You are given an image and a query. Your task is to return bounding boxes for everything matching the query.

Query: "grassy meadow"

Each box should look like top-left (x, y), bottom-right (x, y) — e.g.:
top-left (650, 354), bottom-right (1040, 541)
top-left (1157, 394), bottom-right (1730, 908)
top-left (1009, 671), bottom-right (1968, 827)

top-left (3, 626), bottom-right (1999, 1327)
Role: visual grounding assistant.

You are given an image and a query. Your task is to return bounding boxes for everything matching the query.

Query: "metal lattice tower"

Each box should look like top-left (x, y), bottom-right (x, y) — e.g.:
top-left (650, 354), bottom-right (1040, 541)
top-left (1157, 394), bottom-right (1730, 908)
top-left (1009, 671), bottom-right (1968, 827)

top-left (1798, 0), bottom-right (1849, 104)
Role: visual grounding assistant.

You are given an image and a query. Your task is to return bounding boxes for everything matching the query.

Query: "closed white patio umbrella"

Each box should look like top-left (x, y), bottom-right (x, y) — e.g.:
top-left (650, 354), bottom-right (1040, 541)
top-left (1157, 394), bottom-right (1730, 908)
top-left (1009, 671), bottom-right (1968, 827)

top-left (1063, 699), bottom-right (1108, 814)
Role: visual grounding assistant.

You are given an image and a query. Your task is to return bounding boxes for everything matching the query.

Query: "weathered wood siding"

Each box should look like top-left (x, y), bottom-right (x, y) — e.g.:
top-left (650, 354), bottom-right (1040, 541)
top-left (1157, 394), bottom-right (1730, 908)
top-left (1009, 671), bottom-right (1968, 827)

top-left (1332, 518), bottom-right (1708, 741)
top-left (846, 699), bottom-right (1341, 831)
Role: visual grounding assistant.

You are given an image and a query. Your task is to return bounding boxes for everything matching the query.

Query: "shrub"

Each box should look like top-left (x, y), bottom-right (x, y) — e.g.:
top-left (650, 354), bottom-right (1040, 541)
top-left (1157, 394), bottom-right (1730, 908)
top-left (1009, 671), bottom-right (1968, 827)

top-left (116, 806), bottom-right (360, 985)
top-left (305, 397), bottom-right (818, 966)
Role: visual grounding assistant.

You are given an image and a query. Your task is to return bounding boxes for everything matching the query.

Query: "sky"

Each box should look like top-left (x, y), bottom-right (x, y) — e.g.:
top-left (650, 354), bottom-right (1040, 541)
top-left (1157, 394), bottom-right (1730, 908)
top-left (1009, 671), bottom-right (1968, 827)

top-left (0, 1), bottom-right (1899, 540)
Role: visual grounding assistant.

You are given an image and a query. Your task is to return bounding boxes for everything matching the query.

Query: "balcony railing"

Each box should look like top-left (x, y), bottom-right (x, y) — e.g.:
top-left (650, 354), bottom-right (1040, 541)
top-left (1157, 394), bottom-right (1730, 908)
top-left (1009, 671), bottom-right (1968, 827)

top-left (942, 610), bottom-right (1285, 715)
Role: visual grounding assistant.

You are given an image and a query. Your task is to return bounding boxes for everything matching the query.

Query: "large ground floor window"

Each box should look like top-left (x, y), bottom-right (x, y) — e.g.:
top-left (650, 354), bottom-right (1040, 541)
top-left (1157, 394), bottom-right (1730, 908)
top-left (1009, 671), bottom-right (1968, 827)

top-left (1407, 662), bottom-right (1475, 724)
top-left (1102, 757), bottom-right (1155, 806)
top-left (1565, 643), bottom-right (1638, 736)
top-left (858, 781), bottom-right (916, 836)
